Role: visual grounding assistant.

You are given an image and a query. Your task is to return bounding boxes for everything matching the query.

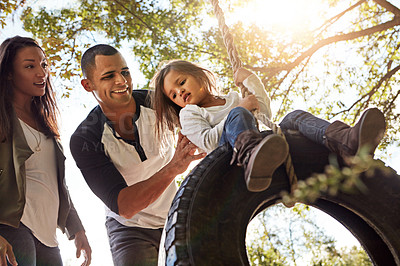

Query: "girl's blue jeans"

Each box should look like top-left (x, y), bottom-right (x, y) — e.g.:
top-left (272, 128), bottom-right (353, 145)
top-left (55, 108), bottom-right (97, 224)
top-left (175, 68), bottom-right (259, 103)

top-left (219, 108), bottom-right (330, 148)
top-left (219, 107), bottom-right (259, 148)
top-left (279, 109), bottom-right (330, 145)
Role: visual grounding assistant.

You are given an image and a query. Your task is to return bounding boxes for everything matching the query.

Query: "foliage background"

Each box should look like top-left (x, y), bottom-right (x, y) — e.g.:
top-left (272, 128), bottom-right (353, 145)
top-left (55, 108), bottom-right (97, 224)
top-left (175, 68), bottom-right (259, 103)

top-left (1, 0), bottom-right (399, 265)
top-left (14, 0), bottom-right (400, 151)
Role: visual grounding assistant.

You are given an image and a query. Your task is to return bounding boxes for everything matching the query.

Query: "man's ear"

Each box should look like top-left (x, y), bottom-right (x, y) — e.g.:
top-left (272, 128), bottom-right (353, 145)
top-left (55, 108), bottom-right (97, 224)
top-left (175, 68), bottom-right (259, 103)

top-left (81, 79), bottom-right (92, 92)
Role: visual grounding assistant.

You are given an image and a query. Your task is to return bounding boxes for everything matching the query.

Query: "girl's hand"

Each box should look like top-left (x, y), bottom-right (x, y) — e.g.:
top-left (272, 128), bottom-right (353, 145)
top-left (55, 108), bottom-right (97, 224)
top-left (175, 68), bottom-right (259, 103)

top-left (0, 235), bottom-right (17, 266)
top-left (234, 68), bottom-right (254, 86)
top-left (237, 94), bottom-right (259, 112)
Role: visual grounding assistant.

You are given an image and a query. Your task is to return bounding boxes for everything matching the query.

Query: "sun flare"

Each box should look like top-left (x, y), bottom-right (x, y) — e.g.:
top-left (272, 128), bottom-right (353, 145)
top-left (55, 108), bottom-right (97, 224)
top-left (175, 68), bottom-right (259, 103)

top-left (228, 0), bottom-right (328, 34)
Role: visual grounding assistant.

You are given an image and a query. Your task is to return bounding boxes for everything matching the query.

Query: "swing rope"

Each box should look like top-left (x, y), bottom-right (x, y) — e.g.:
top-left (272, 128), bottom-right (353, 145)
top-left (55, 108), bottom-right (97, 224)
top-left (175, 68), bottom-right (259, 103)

top-left (210, 0), bottom-right (297, 206)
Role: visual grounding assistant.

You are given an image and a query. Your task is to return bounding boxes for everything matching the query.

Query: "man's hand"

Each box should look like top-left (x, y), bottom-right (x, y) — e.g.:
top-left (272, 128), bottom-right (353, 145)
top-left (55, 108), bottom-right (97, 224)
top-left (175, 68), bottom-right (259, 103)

top-left (169, 132), bottom-right (206, 176)
top-left (74, 230), bottom-right (92, 266)
top-left (118, 132), bottom-right (206, 219)
top-left (0, 235), bottom-right (17, 266)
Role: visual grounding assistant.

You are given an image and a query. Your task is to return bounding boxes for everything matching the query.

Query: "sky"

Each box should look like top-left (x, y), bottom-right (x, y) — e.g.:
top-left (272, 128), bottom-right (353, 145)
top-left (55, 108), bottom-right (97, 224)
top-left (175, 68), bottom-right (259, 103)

top-left (1, 0), bottom-right (399, 265)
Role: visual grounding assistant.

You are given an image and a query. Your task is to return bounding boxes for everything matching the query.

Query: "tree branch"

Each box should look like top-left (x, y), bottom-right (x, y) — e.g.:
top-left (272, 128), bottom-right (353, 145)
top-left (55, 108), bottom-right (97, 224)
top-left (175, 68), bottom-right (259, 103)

top-left (332, 63), bottom-right (400, 120)
top-left (257, 16), bottom-right (400, 78)
top-left (384, 89), bottom-right (400, 114)
top-left (313, 0), bottom-right (366, 37)
top-left (286, 17), bottom-right (400, 72)
top-left (276, 57), bottom-right (310, 118)
top-left (112, 0), bottom-right (155, 34)
top-left (372, 0), bottom-right (400, 17)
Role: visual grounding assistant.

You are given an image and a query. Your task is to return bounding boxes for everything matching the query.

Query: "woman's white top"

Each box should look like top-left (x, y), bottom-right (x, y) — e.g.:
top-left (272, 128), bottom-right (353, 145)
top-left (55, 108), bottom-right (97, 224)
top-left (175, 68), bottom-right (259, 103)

top-left (180, 74), bottom-right (272, 154)
top-left (19, 119), bottom-right (59, 247)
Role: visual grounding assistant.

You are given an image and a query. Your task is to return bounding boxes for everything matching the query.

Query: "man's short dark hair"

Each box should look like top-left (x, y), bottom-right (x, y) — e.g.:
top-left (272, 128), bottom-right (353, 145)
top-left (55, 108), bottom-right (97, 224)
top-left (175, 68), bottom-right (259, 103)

top-left (81, 44), bottom-right (119, 79)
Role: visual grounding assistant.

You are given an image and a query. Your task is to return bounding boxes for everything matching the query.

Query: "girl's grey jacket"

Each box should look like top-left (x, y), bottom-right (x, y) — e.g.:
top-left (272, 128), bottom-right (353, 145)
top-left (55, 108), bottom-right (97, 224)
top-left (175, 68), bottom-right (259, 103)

top-left (0, 111), bottom-right (84, 240)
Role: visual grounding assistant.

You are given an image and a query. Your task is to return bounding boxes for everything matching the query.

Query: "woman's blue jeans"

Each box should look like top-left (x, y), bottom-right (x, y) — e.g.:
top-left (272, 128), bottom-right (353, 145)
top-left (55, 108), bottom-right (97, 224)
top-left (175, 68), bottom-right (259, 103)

top-left (279, 110), bottom-right (330, 145)
top-left (0, 223), bottom-right (63, 266)
top-left (219, 107), bottom-right (259, 148)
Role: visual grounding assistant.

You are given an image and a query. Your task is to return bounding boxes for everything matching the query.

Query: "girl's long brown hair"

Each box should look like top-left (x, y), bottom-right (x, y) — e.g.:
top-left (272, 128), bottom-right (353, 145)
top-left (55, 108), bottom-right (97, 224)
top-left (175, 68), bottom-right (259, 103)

top-left (151, 60), bottom-right (217, 140)
top-left (0, 36), bottom-right (59, 142)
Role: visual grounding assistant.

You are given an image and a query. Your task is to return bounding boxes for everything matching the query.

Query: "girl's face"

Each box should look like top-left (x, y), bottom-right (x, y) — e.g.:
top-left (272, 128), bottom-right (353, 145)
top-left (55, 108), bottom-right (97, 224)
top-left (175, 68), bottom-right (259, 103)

top-left (163, 69), bottom-right (212, 108)
top-left (11, 46), bottom-right (49, 101)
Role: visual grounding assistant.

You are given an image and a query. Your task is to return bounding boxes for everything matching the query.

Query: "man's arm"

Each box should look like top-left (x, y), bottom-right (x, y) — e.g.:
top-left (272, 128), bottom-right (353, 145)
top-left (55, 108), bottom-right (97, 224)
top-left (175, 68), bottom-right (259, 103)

top-left (71, 128), bottom-right (205, 219)
top-left (117, 133), bottom-right (205, 218)
top-left (70, 130), bottom-right (127, 214)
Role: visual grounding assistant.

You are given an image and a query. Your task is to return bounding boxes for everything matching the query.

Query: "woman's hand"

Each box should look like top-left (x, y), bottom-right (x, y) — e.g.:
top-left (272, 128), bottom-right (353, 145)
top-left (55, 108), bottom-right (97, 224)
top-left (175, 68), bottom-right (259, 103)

top-left (0, 235), bottom-right (17, 266)
top-left (74, 230), bottom-right (92, 266)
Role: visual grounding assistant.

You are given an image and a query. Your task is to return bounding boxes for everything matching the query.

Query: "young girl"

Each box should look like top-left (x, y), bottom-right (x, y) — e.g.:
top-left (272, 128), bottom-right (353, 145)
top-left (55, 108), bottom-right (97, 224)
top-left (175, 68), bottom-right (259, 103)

top-left (152, 60), bottom-right (386, 192)
top-left (0, 36), bottom-right (92, 265)
top-left (152, 60), bottom-right (289, 192)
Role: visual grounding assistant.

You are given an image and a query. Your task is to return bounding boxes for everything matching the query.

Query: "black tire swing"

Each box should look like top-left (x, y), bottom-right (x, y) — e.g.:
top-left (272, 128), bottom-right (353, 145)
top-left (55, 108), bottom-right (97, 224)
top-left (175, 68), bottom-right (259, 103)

top-left (162, 1), bottom-right (400, 265)
top-left (164, 134), bottom-right (400, 265)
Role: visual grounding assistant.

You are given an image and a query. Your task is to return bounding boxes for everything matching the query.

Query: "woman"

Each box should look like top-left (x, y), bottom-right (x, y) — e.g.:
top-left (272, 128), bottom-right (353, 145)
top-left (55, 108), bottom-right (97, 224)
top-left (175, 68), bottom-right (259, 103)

top-left (0, 36), bottom-right (91, 265)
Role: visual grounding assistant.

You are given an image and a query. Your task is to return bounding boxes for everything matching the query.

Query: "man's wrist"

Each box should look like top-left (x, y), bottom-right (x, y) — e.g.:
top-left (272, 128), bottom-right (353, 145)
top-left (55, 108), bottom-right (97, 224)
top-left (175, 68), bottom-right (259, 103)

top-left (161, 161), bottom-right (181, 178)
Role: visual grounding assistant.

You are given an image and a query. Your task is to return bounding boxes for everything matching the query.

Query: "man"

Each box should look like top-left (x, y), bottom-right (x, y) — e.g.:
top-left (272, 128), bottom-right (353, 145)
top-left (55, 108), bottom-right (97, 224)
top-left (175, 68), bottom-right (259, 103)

top-left (70, 44), bottom-right (205, 265)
